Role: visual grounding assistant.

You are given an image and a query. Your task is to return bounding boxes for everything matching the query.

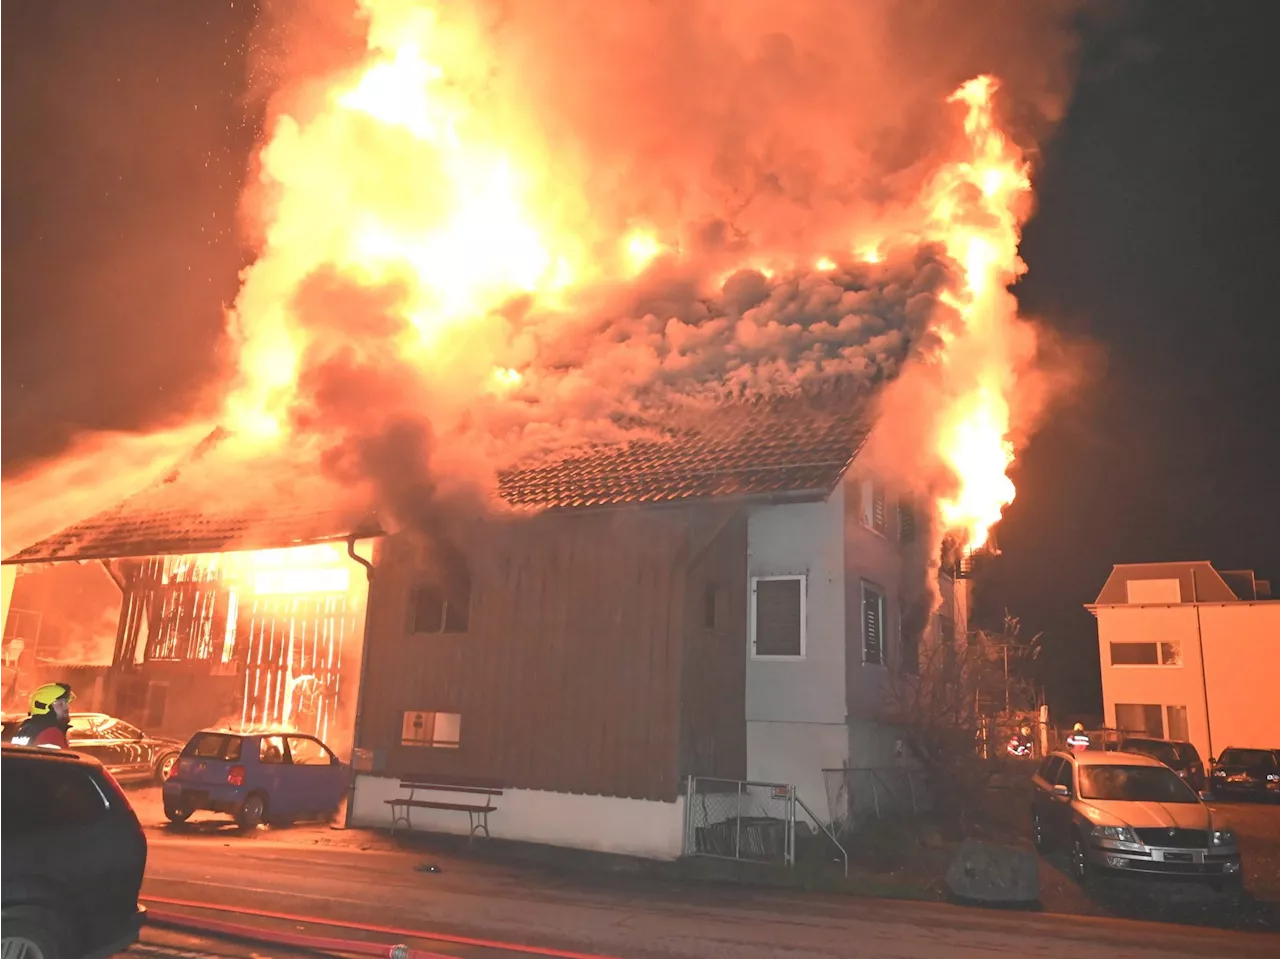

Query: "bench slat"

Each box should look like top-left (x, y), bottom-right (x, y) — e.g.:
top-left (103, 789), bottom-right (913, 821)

top-left (387, 799), bottom-right (494, 813)
top-left (398, 781), bottom-right (502, 796)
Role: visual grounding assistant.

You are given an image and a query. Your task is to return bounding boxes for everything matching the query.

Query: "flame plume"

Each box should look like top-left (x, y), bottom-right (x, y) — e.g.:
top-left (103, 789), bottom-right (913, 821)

top-left (921, 76), bottom-right (1033, 550)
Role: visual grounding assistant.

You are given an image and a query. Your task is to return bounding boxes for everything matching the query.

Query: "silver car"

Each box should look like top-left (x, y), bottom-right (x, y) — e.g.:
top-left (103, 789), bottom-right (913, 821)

top-left (1031, 749), bottom-right (1242, 890)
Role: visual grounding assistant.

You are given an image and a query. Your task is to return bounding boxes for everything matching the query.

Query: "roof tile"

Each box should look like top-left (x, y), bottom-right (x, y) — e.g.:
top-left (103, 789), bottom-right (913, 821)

top-left (5, 390), bottom-right (871, 564)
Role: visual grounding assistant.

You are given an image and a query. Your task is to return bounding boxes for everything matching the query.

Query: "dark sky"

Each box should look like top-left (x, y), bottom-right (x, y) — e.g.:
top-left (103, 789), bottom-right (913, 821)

top-left (4, 1), bottom-right (1278, 715)
top-left (990, 1), bottom-right (1280, 713)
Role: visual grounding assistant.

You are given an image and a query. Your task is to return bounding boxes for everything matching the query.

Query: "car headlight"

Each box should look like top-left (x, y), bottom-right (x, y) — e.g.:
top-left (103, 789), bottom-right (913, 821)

top-left (1092, 825), bottom-right (1139, 843)
top-left (1211, 829), bottom-right (1237, 847)
top-left (1267, 774), bottom-right (1279, 782)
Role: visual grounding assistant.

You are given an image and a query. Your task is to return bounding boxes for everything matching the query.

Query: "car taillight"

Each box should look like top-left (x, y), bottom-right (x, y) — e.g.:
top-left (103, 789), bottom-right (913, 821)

top-left (169, 759), bottom-right (186, 780)
top-left (228, 765), bottom-right (245, 786)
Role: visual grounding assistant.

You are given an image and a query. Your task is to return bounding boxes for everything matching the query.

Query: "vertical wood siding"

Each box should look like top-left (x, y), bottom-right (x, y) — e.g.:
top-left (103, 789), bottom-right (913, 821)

top-left (358, 505), bottom-right (747, 802)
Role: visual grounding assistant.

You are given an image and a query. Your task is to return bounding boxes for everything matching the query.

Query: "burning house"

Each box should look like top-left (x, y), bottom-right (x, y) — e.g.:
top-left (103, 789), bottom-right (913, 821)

top-left (3, 389), bottom-right (969, 858)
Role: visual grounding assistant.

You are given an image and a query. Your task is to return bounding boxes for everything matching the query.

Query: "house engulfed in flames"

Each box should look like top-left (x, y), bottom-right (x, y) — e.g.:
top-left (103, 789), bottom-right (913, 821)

top-left (3, 389), bottom-right (972, 858)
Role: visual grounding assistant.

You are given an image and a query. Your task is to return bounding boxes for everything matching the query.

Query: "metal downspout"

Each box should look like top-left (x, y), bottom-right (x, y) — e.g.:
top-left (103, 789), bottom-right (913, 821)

top-left (344, 535), bottom-right (376, 829)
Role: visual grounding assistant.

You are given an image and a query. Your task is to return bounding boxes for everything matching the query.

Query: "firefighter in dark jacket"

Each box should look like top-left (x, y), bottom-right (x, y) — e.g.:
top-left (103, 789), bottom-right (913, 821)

top-left (11, 682), bottom-right (75, 748)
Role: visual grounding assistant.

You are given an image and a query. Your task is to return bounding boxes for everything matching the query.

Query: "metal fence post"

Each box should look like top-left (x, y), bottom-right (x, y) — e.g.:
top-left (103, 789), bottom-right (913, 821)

top-left (684, 775), bottom-right (693, 855)
top-left (787, 785), bottom-right (796, 867)
top-left (734, 780), bottom-right (742, 860)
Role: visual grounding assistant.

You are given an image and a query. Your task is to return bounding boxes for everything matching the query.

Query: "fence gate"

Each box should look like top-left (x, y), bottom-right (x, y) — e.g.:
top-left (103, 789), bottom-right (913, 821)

top-left (683, 776), bottom-right (796, 866)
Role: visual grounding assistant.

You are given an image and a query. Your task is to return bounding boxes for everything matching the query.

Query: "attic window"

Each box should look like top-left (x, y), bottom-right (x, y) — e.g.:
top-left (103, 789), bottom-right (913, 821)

top-left (409, 580), bottom-right (470, 634)
top-left (861, 479), bottom-right (887, 535)
top-left (898, 501), bottom-right (916, 545)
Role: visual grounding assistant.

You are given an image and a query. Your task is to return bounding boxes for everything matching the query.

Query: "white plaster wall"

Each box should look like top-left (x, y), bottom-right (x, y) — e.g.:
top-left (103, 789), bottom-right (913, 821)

top-left (745, 488), bottom-right (846, 725)
top-left (350, 775), bottom-right (687, 860)
top-left (745, 720), bottom-right (847, 824)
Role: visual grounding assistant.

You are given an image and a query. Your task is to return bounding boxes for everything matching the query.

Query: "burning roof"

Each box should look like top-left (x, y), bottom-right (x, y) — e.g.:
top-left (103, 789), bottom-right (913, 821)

top-left (4, 387), bottom-right (872, 565)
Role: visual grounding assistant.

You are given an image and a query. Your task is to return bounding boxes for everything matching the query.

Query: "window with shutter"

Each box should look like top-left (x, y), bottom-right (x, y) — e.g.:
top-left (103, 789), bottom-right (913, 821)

top-left (863, 583), bottom-right (885, 665)
top-left (750, 576), bottom-right (805, 658)
top-left (898, 501), bottom-right (916, 544)
top-left (861, 479), bottom-right (887, 535)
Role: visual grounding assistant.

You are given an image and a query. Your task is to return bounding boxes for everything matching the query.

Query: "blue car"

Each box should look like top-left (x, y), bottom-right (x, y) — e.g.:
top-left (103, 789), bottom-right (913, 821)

top-left (163, 729), bottom-right (349, 829)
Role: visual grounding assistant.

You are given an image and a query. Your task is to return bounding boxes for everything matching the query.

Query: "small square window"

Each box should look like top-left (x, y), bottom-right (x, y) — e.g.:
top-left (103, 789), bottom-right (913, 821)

top-left (401, 711), bottom-right (461, 749)
top-left (408, 581), bottom-right (470, 634)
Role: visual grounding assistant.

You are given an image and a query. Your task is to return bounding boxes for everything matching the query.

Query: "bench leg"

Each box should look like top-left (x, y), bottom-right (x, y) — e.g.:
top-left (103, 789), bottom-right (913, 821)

top-left (467, 809), bottom-right (490, 843)
top-left (389, 802), bottom-right (412, 835)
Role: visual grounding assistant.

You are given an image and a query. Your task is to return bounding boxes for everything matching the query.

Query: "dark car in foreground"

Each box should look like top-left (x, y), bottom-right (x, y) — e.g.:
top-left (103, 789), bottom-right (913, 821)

top-left (2, 712), bottom-right (184, 786)
top-left (2, 744), bottom-right (147, 959)
top-left (1119, 737), bottom-right (1206, 793)
top-left (1031, 750), bottom-right (1241, 890)
top-left (1210, 747), bottom-right (1280, 802)
top-left (163, 729), bottom-right (349, 829)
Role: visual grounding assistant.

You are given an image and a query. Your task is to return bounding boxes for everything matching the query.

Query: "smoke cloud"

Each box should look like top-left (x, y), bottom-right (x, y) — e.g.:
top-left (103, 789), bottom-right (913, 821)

top-left (4, 0), bottom-right (1089, 576)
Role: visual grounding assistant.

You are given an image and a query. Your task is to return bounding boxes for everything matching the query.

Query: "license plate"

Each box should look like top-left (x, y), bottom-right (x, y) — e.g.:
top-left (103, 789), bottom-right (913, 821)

top-left (1163, 852), bottom-right (1193, 863)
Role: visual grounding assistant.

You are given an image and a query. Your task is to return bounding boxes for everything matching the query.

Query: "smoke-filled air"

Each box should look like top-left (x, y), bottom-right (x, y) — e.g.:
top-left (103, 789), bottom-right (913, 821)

top-left (2, 0), bottom-right (1086, 583)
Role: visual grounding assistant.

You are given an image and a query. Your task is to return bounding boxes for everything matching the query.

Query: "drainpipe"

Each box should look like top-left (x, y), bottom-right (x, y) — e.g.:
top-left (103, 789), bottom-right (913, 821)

top-left (343, 535), bottom-right (376, 829)
top-left (1192, 573), bottom-right (1215, 763)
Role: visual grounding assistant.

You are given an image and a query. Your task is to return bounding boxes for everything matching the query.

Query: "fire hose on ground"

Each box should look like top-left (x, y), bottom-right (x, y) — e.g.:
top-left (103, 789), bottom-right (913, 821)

top-left (141, 895), bottom-right (624, 959)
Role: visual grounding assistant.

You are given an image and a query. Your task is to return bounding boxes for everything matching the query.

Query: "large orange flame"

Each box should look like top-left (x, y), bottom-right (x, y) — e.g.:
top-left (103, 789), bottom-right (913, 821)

top-left (225, 16), bottom-right (1034, 550)
top-left (924, 76), bottom-right (1032, 549)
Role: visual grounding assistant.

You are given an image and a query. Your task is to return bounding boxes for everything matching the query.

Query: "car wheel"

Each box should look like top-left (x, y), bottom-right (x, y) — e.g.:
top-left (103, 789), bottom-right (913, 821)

top-left (155, 753), bottom-right (179, 785)
top-left (1032, 810), bottom-right (1051, 852)
top-left (1071, 833), bottom-right (1091, 886)
top-left (164, 803), bottom-right (192, 824)
top-left (1, 905), bottom-right (70, 959)
top-left (237, 792), bottom-right (267, 830)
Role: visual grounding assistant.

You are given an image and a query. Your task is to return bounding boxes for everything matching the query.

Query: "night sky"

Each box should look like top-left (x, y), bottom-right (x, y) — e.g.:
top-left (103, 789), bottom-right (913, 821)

top-left (4, 1), bottom-right (1277, 716)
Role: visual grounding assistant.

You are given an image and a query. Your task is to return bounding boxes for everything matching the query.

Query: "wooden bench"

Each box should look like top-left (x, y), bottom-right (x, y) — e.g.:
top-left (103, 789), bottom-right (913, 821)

top-left (385, 781), bottom-right (503, 841)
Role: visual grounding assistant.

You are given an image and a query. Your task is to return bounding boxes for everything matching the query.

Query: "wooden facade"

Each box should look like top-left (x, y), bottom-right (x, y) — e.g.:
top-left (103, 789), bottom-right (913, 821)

top-left (357, 504), bottom-right (748, 802)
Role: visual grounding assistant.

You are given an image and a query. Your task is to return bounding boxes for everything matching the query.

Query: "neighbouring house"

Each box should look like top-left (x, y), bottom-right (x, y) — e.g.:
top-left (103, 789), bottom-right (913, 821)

top-left (1086, 561), bottom-right (1280, 765)
top-left (3, 388), bottom-right (969, 859)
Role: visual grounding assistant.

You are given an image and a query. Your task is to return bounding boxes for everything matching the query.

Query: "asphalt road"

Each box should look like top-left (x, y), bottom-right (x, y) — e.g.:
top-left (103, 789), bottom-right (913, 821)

top-left (140, 828), bottom-right (1280, 959)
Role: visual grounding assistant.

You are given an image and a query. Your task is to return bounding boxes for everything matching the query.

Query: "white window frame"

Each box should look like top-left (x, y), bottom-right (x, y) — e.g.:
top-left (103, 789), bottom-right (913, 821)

top-left (749, 574), bottom-right (807, 661)
top-left (400, 710), bottom-right (462, 749)
top-left (862, 580), bottom-right (888, 667)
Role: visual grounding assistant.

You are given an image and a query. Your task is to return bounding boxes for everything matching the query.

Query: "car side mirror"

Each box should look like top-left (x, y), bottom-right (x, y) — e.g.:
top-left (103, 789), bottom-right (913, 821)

top-left (1052, 783), bottom-right (1071, 798)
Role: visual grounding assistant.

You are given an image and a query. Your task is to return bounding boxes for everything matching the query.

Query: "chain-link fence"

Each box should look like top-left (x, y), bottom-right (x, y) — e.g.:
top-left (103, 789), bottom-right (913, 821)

top-left (683, 776), bottom-right (795, 866)
top-left (823, 766), bottom-right (931, 834)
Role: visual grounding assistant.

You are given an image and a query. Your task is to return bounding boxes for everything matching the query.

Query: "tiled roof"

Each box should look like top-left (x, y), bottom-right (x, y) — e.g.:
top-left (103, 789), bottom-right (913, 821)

top-left (2, 436), bottom-right (381, 566)
top-left (497, 390), bottom-right (872, 509)
top-left (5, 389), bottom-right (873, 564)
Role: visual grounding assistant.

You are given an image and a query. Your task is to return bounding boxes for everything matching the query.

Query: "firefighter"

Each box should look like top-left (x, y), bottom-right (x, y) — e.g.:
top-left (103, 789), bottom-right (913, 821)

top-left (1007, 724), bottom-right (1034, 758)
top-left (1066, 722), bottom-right (1091, 753)
top-left (11, 682), bottom-right (75, 749)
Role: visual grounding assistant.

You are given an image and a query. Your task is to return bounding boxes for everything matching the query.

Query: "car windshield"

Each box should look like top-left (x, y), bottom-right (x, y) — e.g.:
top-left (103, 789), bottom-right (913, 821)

top-left (1078, 764), bottom-right (1200, 803)
top-left (1221, 749), bottom-right (1277, 768)
top-left (1127, 740), bottom-right (1180, 764)
top-left (184, 733), bottom-right (243, 761)
top-left (1172, 742), bottom-right (1201, 763)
